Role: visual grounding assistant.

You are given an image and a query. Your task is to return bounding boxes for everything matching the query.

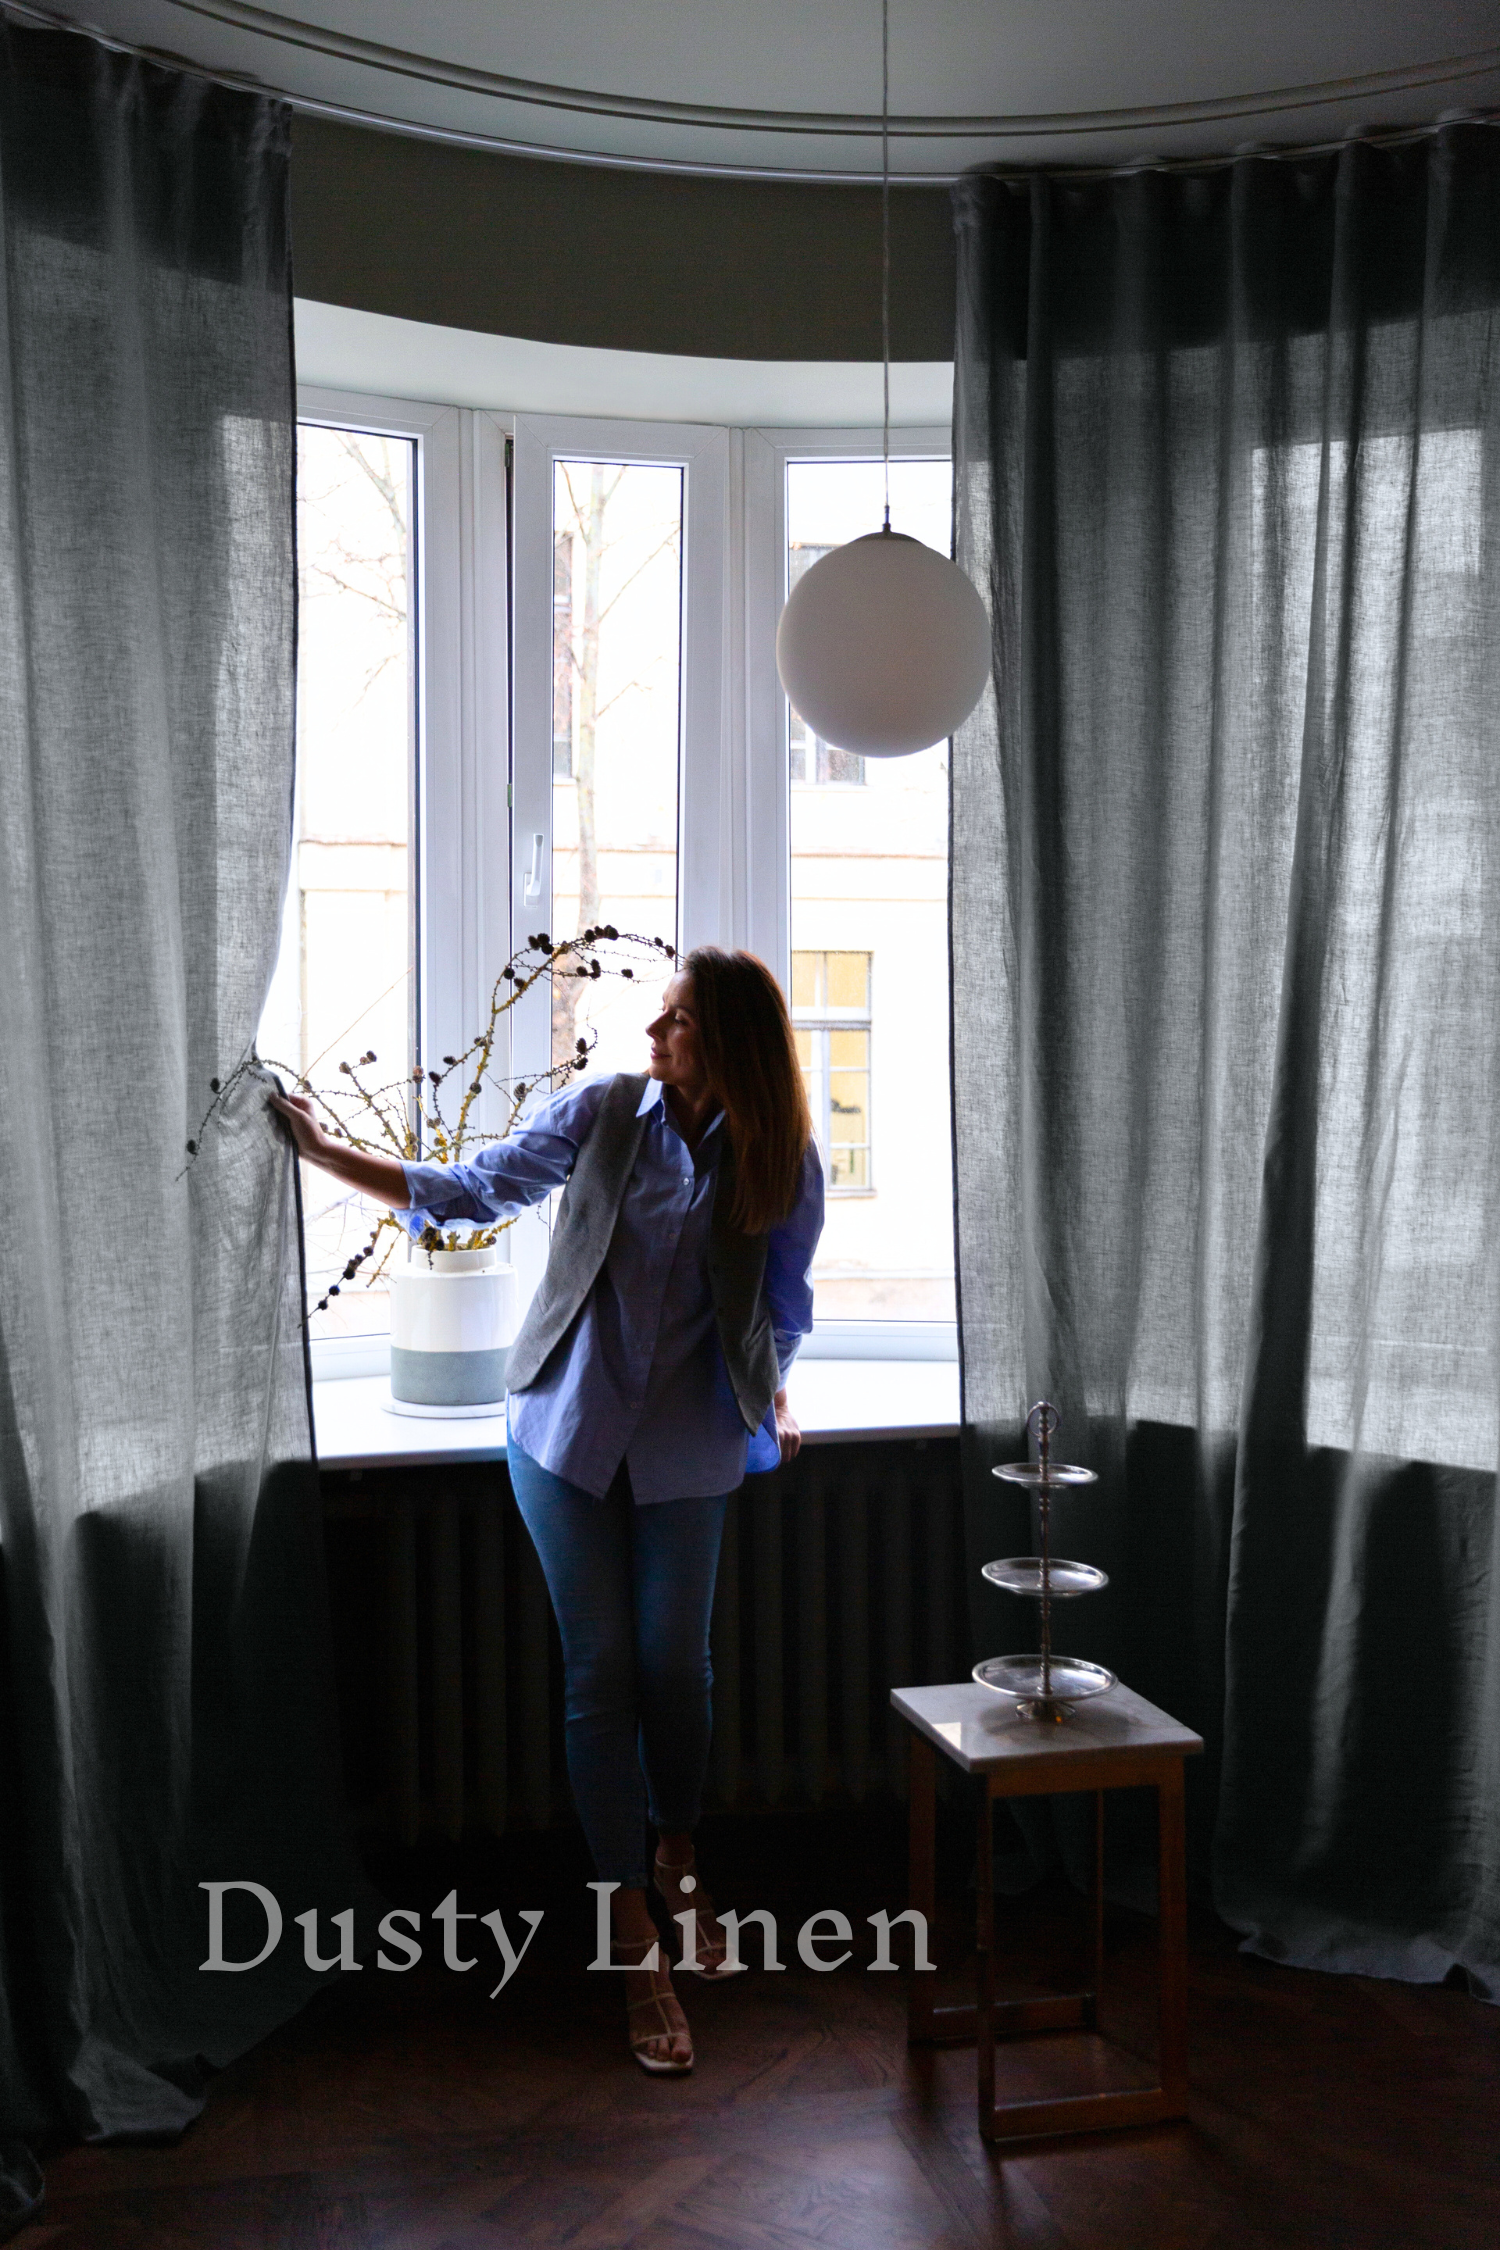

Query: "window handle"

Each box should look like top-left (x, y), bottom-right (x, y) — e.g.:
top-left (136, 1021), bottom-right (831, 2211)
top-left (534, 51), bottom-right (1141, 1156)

top-left (522, 831), bottom-right (545, 902)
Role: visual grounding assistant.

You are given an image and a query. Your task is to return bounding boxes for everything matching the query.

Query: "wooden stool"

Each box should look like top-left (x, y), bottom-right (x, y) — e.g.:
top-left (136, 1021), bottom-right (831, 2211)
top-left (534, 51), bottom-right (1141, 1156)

top-left (892, 1680), bottom-right (1202, 2144)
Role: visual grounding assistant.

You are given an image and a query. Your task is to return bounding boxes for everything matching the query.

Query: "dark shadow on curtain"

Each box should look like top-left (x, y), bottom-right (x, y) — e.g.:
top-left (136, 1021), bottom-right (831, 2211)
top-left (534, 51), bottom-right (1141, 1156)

top-left (0, 14), bottom-right (378, 2231)
top-left (951, 123), bottom-right (1500, 1991)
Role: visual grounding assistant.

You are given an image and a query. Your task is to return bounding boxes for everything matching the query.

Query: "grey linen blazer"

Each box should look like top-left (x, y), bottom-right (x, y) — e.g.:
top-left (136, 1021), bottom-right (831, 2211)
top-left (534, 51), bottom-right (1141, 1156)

top-left (504, 1071), bottom-right (782, 1435)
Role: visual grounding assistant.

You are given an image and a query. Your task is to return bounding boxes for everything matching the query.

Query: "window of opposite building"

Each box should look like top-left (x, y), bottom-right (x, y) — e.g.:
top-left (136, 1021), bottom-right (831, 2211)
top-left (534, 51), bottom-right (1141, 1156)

top-left (792, 951), bottom-right (873, 1192)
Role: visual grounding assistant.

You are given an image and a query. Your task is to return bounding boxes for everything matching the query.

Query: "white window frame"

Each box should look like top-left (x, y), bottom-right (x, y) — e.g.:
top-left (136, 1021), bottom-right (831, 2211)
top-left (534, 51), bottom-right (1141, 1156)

top-left (744, 428), bottom-right (957, 1360)
top-left (302, 398), bottom-right (957, 1374)
top-left (297, 388), bottom-right (512, 1381)
top-left (509, 415), bottom-right (730, 1313)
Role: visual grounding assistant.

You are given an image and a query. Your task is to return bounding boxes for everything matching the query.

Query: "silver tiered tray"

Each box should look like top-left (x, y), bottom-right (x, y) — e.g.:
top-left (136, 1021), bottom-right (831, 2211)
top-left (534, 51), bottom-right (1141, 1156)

top-left (981, 1557), bottom-right (1107, 1599)
top-left (973, 1401), bottom-right (1114, 1723)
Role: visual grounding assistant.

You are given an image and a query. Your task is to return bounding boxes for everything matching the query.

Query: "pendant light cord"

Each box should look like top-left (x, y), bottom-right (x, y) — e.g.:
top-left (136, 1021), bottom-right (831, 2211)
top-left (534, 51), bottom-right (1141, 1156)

top-left (881, 0), bottom-right (891, 531)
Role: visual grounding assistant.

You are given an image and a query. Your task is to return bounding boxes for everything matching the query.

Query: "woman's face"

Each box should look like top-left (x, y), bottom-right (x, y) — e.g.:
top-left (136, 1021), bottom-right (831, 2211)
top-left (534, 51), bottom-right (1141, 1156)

top-left (646, 974), bottom-right (706, 1093)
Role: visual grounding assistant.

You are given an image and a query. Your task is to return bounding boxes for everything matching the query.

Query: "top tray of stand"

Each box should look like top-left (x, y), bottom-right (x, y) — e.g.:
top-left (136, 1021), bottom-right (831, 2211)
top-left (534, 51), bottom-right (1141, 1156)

top-left (992, 1461), bottom-right (1098, 1489)
top-left (982, 1556), bottom-right (1107, 1597)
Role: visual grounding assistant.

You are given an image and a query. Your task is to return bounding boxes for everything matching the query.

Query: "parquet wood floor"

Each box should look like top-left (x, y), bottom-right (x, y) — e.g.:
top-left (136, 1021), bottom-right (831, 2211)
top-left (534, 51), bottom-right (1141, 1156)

top-left (13, 1809), bottom-right (1499, 2248)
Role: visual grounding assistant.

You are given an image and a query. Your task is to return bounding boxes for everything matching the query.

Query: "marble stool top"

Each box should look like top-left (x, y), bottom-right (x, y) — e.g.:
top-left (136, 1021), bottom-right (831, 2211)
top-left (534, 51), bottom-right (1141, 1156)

top-left (891, 1680), bottom-right (1203, 1778)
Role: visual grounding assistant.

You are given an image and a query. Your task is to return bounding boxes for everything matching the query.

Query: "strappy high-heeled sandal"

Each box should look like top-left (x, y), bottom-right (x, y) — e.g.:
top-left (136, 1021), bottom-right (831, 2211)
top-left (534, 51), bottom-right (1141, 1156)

top-left (652, 1852), bottom-right (733, 1978)
top-left (613, 1937), bottom-right (694, 2075)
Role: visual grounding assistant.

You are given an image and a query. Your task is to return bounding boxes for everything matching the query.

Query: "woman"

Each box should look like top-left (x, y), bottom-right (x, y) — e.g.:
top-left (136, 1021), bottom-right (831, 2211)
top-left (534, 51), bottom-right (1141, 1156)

top-left (271, 947), bottom-right (823, 2075)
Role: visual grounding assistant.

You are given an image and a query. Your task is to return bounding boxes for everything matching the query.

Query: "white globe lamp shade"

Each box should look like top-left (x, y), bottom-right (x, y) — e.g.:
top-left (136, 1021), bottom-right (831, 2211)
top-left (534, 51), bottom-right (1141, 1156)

top-left (776, 528), bottom-right (991, 757)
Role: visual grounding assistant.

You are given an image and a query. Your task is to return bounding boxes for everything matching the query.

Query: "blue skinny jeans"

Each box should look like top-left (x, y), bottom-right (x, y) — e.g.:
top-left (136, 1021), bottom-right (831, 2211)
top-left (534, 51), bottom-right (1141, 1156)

top-left (507, 1440), bottom-right (729, 1888)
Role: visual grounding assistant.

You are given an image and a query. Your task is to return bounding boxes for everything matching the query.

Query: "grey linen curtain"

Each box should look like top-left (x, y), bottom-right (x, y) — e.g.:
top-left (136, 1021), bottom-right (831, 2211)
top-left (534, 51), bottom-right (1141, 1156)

top-left (0, 15), bottom-right (371, 2227)
top-left (952, 125), bottom-right (1500, 1990)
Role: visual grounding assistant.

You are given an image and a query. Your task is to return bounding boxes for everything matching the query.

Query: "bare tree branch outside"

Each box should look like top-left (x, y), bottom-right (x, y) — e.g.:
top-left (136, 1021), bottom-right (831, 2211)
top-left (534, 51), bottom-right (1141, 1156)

top-left (550, 462), bottom-right (683, 1075)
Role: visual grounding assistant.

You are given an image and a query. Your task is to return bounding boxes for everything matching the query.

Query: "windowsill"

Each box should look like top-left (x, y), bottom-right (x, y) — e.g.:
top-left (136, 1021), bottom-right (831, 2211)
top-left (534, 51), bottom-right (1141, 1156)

top-left (312, 1359), bottom-right (960, 1472)
top-left (309, 1319), bottom-right (959, 1383)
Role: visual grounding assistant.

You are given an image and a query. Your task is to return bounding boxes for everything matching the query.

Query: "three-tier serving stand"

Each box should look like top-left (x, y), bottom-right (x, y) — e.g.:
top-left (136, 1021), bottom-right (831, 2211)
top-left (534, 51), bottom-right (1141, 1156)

top-left (974, 1401), bottom-right (1113, 1723)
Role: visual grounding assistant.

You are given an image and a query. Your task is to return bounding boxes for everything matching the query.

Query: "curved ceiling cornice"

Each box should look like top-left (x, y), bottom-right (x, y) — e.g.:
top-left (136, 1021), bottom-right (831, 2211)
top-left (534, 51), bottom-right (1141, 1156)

top-left (28, 1), bottom-right (1500, 179)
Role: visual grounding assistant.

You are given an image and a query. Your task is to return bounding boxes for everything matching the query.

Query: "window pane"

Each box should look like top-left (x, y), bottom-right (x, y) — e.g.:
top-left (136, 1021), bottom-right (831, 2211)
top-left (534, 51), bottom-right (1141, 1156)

top-left (791, 951), bottom-right (819, 1010)
top-left (795, 1026), bottom-right (824, 1155)
top-left (830, 1085), bottom-right (869, 1144)
top-left (832, 1146), bottom-right (870, 1190)
top-left (552, 532), bottom-right (575, 775)
top-left (829, 1023), bottom-right (871, 1188)
top-left (787, 537), bottom-right (864, 788)
top-left (826, 952), bottom-right (870, 1011)
top-left (258, 425), bottom-right (415, 1340)
top-left (551, 461), bottom-right (682, 1075)
top-left (787, 457), bottom-right (954, 1319)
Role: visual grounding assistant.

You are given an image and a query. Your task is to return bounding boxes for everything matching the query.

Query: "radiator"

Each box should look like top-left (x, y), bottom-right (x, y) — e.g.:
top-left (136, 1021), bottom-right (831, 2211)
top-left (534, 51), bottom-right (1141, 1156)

top-left (323, 1438), bottom-right (967, 1845)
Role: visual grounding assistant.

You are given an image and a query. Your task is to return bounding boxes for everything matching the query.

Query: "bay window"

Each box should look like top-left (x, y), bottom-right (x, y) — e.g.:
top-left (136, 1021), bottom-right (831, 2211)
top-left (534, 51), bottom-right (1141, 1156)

top-left (283, 395), bottom-right (959, 1375)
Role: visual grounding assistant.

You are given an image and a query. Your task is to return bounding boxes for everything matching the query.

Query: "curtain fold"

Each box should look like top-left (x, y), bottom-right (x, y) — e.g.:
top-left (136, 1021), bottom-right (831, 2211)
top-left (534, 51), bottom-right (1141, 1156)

top-left (0, 14), bottom-right (373, 2226)
top-left (952, 125), bottom-right (1500, 1987)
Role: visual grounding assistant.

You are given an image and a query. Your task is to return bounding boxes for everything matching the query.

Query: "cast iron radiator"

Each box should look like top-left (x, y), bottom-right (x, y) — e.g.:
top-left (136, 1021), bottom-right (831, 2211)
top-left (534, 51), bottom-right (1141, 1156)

top-left (322, 1437), bottom-right (967, 1845)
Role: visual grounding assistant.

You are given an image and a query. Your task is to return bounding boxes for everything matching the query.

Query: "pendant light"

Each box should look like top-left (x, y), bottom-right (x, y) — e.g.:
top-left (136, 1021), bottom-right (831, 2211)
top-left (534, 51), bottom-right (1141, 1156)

top-left (775, 0), bottom-right (990, 758)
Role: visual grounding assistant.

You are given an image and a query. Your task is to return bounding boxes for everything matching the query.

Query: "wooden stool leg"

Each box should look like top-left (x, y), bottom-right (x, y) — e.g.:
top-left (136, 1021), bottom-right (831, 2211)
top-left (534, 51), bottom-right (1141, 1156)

top-left (1157, 1759), bottom-right (1188, 2112)
top-left (907, 1730), bottom-right (938, 2040)
top-left (976, 1780), bottom-right (996, 2124)
top-left (1089, 1787), bottom-right (1105, 2027)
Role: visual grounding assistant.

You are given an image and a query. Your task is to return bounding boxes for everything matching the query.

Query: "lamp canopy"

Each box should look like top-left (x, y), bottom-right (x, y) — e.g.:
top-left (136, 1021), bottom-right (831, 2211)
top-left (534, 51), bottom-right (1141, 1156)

top-left (775, 527), bottom-right (990, 758)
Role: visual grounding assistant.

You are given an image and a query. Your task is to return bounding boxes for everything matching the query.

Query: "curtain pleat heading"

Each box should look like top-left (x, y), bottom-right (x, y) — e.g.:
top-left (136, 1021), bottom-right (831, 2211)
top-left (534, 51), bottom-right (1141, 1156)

top-left (951, 125), bottom-right (1500, 1991)
top-left (0, 11), bottom-right (374, 2227)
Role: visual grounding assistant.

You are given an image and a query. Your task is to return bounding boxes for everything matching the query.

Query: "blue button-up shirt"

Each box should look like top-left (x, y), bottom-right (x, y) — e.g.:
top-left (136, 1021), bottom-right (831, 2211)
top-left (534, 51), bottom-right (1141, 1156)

top-left (399, 1074), bottom-right (824, 1503)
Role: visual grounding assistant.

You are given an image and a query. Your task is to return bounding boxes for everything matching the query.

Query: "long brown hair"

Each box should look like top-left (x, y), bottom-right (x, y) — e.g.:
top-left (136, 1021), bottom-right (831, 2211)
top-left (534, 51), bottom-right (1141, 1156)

top-left (684, 947), bottom-right (812, 1234)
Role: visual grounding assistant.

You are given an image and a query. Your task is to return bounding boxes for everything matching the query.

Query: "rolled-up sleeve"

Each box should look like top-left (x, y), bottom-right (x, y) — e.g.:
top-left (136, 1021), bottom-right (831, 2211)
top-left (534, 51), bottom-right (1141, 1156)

top-left (399, 1080), bottom-right (600, 1236)
top-left (764, 1138), bottom-right (824, 1380)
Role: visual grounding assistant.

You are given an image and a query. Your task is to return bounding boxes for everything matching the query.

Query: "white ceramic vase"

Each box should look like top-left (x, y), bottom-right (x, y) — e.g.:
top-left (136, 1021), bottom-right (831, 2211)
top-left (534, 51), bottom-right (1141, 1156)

top-left (388, 1244), bottom-right (519, 1416)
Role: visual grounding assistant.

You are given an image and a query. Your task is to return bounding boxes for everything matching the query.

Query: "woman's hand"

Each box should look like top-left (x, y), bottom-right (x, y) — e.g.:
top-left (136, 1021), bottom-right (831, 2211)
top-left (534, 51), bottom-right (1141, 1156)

top-left (266, 1087), bottom-right (414, 1208)
top-left (773, 1389), bottom-right (801, 1465)
top-left (268, 1088), bottom-right (333, 1161)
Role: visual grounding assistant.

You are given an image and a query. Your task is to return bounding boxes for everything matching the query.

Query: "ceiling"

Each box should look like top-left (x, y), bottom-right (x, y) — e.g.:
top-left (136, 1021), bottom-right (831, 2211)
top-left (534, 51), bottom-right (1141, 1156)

top-left (32, 1), bottom-right (1500, 178)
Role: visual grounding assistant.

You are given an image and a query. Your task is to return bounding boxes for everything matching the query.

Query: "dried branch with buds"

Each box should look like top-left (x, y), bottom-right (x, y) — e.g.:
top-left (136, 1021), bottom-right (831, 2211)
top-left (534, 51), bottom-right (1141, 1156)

top-left (188, 928), bottom-right (675, 1318)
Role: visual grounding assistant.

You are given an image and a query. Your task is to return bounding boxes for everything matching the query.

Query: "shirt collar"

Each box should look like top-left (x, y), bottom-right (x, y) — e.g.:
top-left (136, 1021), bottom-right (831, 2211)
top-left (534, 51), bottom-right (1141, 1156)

top-left (637, 1074), bottom-right (724, 1140)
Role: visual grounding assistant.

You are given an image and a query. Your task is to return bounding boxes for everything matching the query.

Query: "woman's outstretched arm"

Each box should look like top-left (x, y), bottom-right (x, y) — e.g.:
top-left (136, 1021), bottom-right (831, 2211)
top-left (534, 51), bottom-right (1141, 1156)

top-left (268, 1089), bottom-right (412, 1207)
